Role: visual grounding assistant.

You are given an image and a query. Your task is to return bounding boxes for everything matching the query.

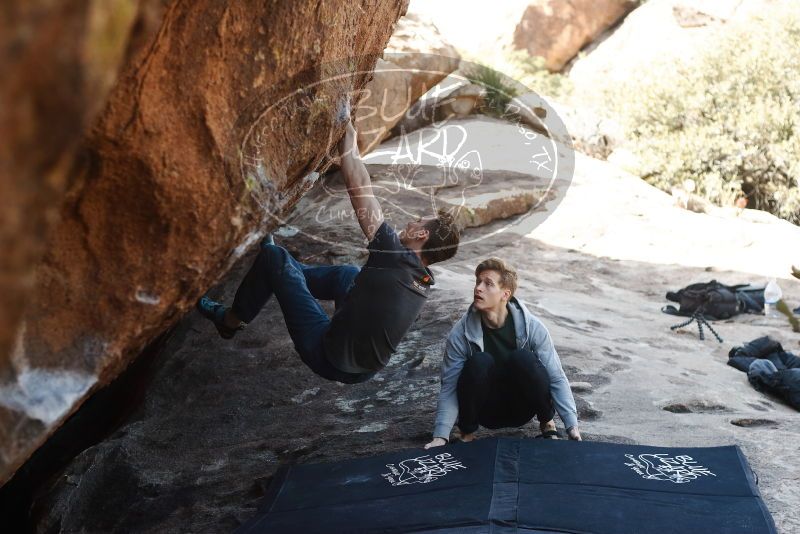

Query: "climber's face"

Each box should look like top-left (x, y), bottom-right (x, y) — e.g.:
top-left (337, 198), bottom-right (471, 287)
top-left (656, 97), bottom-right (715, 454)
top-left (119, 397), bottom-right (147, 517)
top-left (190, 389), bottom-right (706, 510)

top-left (398, 216), bottom-right (434, 248)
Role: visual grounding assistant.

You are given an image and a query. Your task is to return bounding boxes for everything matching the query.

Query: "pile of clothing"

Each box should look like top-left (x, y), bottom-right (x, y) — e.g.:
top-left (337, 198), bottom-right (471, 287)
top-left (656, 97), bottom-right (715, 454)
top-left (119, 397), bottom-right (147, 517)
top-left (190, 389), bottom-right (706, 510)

top-left (728, 336), bottom-right (800, 410)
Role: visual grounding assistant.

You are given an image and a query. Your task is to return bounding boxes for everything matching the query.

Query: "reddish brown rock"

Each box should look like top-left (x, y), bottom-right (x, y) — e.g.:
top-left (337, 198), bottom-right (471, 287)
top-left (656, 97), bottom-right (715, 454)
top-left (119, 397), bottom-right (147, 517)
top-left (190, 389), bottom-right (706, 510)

top-left (513, 0), bottom-right (638, 71)
top-left (0, 0), bottom-right (408, 486)
top-left (0, 0), bottom-right (149, 383)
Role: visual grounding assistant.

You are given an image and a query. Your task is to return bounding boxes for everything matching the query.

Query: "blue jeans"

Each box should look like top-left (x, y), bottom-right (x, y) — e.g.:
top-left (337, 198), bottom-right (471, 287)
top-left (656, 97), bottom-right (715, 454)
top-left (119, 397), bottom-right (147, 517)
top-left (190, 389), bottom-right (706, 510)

top-left (231, 243), bottom-right (375, 384)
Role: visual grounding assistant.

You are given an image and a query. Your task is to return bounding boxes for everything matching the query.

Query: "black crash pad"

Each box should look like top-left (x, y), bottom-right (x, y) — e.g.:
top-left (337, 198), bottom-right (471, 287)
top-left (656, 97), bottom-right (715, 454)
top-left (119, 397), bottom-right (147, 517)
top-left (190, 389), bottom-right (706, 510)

top-left (238, 438), bottom-right (776, 533)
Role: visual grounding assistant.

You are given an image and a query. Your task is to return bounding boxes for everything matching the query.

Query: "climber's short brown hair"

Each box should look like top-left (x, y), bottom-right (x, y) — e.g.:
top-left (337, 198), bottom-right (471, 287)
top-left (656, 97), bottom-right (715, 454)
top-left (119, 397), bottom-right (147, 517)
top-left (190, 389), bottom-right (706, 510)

top-left (475, 257), bottom-right (518, 296)
top-left (421, 210), bottom-right (460, 265)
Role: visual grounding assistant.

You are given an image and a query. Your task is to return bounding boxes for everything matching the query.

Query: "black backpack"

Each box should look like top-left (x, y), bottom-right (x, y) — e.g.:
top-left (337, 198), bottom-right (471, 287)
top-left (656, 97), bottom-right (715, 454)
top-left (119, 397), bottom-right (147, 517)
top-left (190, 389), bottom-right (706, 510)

top-left (662, 280), bottom-right (762, 320)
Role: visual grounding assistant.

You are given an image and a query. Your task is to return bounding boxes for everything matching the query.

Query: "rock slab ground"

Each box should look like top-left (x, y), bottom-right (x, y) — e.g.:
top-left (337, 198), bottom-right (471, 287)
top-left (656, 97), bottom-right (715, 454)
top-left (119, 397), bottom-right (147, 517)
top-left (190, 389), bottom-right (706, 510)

top-left (31, 124), bottom-right (800, 533)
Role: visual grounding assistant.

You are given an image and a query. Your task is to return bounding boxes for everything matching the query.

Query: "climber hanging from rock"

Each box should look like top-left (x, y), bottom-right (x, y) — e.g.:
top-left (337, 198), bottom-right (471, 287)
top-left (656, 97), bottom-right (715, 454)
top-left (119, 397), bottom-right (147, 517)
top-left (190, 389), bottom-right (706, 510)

top-left (197, 120), bottom-right (460, 383)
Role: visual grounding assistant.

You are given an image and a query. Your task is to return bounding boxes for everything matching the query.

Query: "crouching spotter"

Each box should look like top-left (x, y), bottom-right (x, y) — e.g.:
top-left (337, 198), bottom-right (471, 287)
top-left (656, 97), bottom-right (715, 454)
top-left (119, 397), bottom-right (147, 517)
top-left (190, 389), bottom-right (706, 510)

top-left (426, 258), bottom-right (581, 448)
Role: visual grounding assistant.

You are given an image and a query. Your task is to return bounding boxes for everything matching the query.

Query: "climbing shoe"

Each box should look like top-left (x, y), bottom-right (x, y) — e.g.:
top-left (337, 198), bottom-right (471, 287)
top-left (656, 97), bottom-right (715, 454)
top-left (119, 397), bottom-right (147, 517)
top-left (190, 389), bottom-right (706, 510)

top-left (196, 296), bottom-right (245, 339)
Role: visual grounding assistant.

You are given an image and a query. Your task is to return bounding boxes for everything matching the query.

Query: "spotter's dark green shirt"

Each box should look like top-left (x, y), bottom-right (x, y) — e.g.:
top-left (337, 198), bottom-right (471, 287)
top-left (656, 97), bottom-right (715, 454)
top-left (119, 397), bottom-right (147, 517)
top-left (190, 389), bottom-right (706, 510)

top-left (482, 312), bottom-right (516, 362)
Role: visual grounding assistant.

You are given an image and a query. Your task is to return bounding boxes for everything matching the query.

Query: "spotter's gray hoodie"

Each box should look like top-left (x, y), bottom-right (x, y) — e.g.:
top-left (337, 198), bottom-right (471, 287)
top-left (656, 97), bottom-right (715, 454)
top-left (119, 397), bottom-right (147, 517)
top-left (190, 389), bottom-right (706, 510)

top-left (432, 297), bottom-right (578, 440)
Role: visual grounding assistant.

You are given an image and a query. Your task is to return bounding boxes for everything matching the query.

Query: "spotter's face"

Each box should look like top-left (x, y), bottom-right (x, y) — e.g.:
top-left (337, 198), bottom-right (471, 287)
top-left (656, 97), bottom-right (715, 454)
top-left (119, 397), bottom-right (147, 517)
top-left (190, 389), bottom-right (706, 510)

top-left (473, 270), bottom-right (510, 312)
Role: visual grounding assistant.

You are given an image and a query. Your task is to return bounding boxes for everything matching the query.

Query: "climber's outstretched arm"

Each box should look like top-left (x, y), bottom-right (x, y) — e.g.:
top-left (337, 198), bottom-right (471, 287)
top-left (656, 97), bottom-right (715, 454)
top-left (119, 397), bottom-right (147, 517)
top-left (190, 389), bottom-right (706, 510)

top-left (338, 122), bottom-right (384, 241)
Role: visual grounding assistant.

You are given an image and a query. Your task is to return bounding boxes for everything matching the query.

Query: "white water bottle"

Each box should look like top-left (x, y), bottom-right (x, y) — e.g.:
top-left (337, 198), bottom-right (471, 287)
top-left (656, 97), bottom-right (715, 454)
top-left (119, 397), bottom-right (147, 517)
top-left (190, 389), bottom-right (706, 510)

top-left (764, 278), bottom-right (782, 317)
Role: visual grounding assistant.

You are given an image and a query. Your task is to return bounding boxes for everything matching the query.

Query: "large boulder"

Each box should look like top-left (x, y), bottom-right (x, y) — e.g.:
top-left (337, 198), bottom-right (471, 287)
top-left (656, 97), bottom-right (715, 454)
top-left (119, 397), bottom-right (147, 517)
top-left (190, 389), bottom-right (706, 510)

top-left (0, 0), bottom-right (152, 399)
top-left (513, 0), bottom-right (638, 71)
top-left (0, 0), bottom-right (409, 486)
top-left (407, 0), bottom-right (636, 72)
top-left (355, 12), bottom-right (460, 154)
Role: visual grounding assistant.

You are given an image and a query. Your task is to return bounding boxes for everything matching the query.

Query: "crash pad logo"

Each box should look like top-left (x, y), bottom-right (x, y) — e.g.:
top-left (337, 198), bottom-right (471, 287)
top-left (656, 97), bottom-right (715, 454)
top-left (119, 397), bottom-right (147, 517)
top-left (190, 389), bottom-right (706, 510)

top-left (624, 453), bottom-right (717, 484)
top-left (381, 452), bottom-right (467, 486)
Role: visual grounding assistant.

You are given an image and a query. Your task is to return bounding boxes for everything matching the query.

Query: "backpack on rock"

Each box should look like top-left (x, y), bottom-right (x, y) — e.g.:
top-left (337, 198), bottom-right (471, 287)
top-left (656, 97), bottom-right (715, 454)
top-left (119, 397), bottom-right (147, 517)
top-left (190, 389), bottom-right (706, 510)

top-left (662, 280), bottom-right (764, 321)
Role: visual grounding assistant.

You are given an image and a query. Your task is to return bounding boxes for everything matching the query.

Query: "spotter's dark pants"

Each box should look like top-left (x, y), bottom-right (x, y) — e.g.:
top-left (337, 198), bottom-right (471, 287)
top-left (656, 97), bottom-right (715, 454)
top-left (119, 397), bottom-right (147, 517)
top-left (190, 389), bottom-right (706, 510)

top-left (457, 349), bottom-right (555, 434)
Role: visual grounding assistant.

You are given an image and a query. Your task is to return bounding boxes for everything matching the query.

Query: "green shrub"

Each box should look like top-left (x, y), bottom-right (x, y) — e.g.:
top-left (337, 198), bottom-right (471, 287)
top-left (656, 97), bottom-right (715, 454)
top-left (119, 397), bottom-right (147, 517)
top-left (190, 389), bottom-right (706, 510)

top-left (461, 48), bottom-right (572, 102)
top-left (607, 9), bottom-right (800, 224)
top-left (463, 63), bottom-right (519, 117)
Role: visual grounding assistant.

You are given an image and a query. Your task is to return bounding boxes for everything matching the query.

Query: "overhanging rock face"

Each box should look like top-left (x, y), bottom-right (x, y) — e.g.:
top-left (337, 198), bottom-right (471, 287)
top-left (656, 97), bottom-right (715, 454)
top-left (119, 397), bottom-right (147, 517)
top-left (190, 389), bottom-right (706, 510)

top-left (0, 0), bottom-right (146, 409)
top-left (0, 0), bottom-right (409, 486)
